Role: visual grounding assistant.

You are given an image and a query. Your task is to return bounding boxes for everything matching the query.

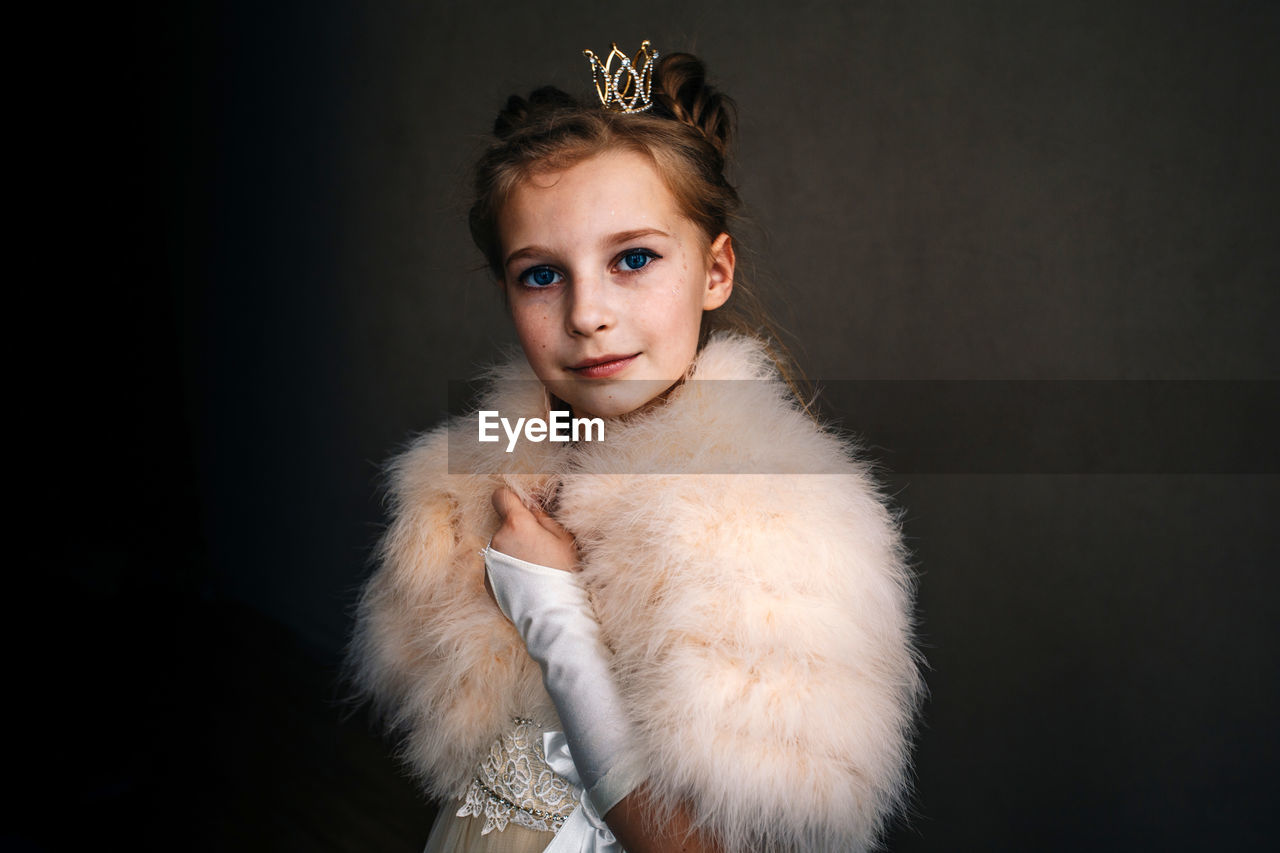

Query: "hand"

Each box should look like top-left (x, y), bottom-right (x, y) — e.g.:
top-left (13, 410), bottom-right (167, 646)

top-left (489, 485), bottom-right (578, 572)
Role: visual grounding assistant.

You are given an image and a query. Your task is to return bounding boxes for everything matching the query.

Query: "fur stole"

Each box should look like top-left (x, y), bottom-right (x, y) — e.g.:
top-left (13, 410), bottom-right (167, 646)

top-left (348, 332), bottom-right (926, 852)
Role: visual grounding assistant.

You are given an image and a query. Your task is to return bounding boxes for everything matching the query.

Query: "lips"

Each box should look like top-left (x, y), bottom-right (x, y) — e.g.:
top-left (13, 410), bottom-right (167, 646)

top-left (568, 353), bottom-right (639, 378)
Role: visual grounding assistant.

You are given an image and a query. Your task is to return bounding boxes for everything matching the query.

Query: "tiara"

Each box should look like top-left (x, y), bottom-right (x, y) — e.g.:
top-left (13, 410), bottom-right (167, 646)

top-left (582, 40), bottom-right (659, 113)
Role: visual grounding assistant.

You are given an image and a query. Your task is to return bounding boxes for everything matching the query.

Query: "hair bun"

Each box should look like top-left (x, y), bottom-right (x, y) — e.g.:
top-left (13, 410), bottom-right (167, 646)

top-left (493, 86), bottom-right (579, 139)
top-left (651, 53), bottom-right (736, 160)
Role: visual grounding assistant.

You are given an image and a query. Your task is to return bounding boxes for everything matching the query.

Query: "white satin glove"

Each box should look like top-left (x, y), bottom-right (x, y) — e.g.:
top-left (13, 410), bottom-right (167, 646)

top-left (482, 542), bottom-right (644, 820)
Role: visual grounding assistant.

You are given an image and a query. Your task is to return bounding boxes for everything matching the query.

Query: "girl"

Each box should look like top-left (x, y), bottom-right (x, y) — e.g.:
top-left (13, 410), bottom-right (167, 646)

top-left (349, 43), bottom-right (925, 853)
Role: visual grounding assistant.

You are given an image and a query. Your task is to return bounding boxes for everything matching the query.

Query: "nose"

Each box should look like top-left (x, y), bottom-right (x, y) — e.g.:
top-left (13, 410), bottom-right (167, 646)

top-left (565, 274), bottom-right (615, 337)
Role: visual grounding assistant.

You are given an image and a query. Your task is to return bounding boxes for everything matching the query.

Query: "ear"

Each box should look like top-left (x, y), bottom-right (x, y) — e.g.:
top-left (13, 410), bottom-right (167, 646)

top-left (702, 232), bottom-right (735, 310)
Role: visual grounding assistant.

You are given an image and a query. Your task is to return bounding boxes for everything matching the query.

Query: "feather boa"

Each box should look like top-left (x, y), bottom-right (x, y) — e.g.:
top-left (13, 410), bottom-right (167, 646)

top-left (348, 333), bottom-right (925, 852)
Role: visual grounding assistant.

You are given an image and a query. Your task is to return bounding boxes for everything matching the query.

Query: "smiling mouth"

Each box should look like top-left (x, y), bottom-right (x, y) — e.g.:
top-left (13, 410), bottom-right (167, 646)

top-left (568, 353), bottom-right (639, 378)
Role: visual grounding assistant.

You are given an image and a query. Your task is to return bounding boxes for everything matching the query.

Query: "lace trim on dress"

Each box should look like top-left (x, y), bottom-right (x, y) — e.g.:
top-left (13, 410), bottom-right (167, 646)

top-left (457, 717), bottom-right (577, 835)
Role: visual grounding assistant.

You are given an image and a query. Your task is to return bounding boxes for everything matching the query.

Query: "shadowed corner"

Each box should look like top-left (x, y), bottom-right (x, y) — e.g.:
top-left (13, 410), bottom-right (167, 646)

top-left (190, 599), bottom-right (441, 849)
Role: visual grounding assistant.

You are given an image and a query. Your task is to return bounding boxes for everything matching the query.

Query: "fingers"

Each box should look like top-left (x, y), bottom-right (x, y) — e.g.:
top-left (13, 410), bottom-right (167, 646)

top-left (530, 503), bottom-right (573, 541)
top-left (491, 486), bottom-right (525, 521)
top-left (489, 486), bottom-right (578, 573)
top-left (492, 487), bottom-right (562, 524)
top-left (521, 492), bottom-right (572, 541)
top-left (492, 487), bottom-right (547, 526)
top-left (492, 487), bottom-right (573, 541)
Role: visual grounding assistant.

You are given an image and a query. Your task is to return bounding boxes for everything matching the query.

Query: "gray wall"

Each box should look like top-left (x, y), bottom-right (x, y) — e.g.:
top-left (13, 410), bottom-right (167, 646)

top-left (147, 1), bottom-right (1276, 848)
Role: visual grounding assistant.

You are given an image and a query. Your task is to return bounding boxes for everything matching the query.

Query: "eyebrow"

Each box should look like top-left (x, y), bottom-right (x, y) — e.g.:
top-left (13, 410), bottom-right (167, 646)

top-left (504, 228), bottom-right (671, 270)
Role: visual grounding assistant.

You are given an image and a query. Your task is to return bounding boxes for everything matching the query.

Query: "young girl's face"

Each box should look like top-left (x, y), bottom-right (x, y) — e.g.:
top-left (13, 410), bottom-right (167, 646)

top-left (497, 149), bottom-right (734, 420)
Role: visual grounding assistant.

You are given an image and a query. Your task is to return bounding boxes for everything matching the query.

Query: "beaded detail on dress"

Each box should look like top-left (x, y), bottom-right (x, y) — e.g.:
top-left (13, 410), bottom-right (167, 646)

top-left (457, 717), bottom-right (577, 835)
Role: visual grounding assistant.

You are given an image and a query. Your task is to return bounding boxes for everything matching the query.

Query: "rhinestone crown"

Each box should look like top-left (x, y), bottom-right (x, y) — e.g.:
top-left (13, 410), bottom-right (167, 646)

top-left (582, 40), bottom-right (659, 113)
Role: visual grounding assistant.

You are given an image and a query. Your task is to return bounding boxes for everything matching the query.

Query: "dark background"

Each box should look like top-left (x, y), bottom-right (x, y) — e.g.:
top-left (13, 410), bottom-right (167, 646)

top-left (32, 0), bottom-right (1277, 850)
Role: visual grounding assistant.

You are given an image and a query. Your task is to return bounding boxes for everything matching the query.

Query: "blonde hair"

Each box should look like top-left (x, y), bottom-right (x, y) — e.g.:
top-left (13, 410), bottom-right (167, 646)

top-left (468, 52), bottom-right (812, 410)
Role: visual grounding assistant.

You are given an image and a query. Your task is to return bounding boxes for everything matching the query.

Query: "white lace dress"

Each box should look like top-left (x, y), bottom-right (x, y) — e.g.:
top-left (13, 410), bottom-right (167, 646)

top-left (423, 718), bottom-right (577, 853)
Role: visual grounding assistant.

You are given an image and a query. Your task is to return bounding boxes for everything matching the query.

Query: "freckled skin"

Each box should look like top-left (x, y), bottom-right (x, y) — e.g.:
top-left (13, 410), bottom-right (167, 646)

top-left (497, 149), bottom-right (735, 420)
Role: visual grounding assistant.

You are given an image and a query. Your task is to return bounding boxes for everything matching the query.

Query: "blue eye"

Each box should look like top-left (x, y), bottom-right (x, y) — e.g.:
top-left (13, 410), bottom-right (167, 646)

top-left (619, 249), bottom-right (658, 271)
top-left (519, 266), bottom-right (563, 288)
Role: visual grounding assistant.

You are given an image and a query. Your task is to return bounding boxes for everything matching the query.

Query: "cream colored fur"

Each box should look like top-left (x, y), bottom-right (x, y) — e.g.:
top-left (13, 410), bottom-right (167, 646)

top-left (348, 333), bottom-right (926, 852)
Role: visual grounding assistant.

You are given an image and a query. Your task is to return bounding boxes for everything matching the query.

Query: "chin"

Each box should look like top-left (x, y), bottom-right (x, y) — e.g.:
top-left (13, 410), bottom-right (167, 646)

top-left (554, 377), bottom-right (677, 420)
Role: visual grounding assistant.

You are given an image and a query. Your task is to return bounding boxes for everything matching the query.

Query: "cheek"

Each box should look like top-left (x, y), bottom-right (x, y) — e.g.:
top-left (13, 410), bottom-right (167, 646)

top-left (510, 306), bottom-right (559, 361)
top-left (676, 263), bottom-right (710, 324)
top-left (645, 288), bottom-right (705, 351)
